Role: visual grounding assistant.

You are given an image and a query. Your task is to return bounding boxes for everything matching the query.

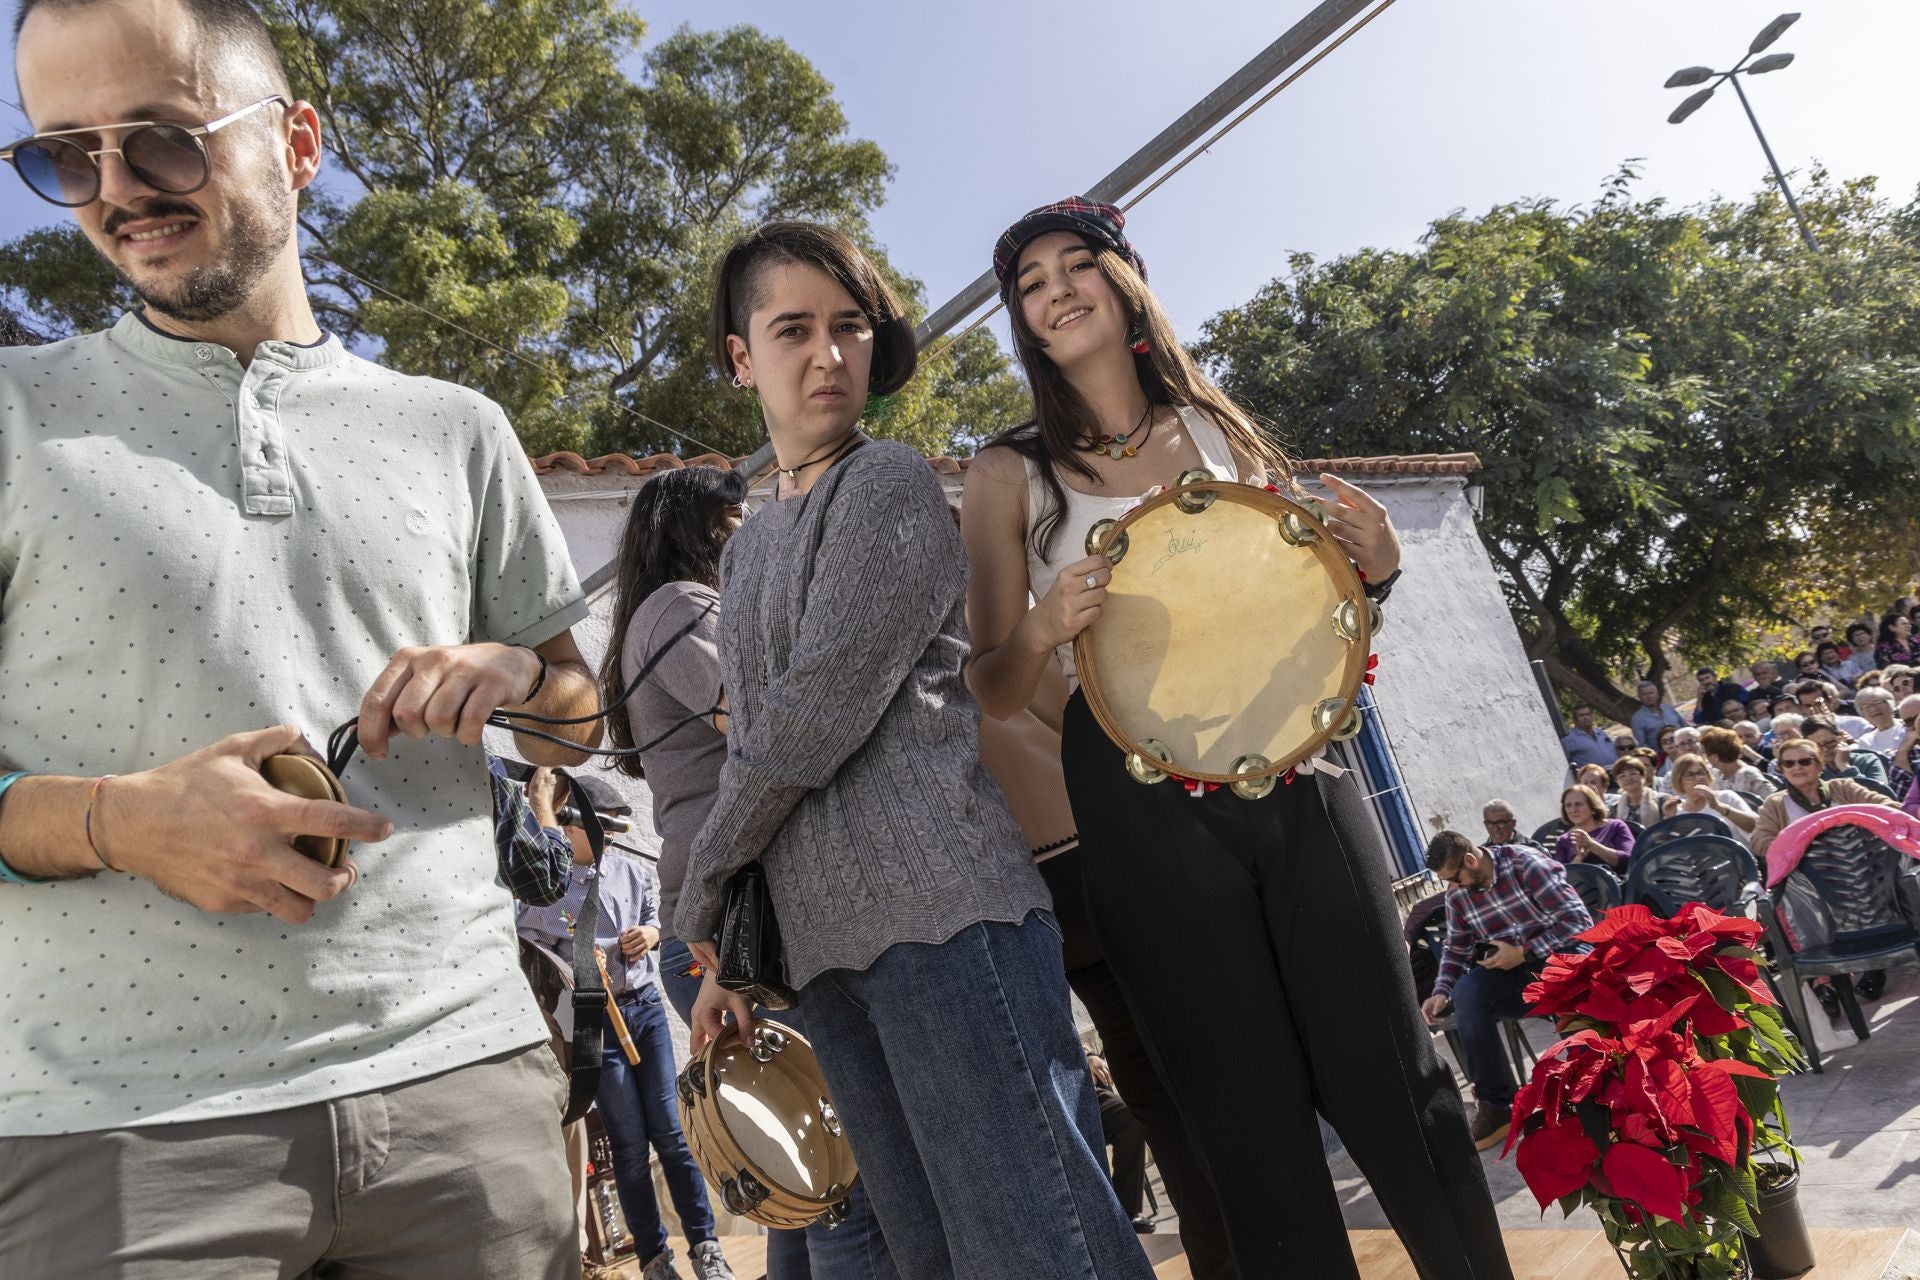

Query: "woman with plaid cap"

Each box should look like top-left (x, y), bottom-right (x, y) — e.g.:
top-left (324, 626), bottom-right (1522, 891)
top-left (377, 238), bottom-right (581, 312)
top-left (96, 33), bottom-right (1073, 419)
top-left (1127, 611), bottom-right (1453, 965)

top-left (960, 198), bottom-right (1512, 1278)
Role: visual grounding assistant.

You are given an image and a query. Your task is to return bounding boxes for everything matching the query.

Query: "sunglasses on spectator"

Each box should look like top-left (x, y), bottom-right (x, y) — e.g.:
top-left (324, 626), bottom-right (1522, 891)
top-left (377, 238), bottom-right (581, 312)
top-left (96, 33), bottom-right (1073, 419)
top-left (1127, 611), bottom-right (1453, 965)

top-left (1778, 756), bottom-right (1819, 769)
top-left (1, 95), bottom-right (285, 207)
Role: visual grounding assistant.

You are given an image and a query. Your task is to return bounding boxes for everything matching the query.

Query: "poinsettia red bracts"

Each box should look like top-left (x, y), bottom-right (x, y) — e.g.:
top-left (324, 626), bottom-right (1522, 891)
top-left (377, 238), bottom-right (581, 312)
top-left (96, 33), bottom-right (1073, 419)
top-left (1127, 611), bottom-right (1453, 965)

top-left (1503, 902), bottom-right (1786, 1235)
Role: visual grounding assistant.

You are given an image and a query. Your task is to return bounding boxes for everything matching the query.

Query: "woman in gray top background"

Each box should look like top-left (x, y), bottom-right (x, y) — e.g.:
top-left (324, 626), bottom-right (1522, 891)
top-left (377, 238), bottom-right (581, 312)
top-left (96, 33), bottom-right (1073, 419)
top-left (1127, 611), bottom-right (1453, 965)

top-left (675, 221), bottom-right (1154, 1280)
top-left (600, 465), bottom-right (896, 1280)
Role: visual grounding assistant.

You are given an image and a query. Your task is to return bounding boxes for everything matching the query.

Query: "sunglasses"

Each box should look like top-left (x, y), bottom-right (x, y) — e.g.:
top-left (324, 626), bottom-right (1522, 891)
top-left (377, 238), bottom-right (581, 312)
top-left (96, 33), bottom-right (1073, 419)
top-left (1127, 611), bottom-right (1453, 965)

top-left (1, 95), bottom-right (285, 207)
top-left (1779, 756), bottom-right (1819, 769)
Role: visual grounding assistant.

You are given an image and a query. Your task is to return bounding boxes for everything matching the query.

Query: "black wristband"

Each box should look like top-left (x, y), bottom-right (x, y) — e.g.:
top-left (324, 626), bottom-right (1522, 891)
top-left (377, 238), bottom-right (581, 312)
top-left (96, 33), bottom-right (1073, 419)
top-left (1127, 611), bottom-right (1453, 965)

top-left (1362, 568), bottom-right (1403, 602)
top-left (513, 644), bottom-right (548, 705)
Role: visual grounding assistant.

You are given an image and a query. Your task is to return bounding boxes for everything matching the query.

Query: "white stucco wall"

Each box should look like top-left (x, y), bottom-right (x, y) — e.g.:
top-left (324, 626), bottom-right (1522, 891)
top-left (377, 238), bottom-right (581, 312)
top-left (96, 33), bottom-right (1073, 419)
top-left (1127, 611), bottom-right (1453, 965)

top-left (527, 465), bottom-right (1569, 859)
top-left (1343, 475), bottom-right (1568, 842)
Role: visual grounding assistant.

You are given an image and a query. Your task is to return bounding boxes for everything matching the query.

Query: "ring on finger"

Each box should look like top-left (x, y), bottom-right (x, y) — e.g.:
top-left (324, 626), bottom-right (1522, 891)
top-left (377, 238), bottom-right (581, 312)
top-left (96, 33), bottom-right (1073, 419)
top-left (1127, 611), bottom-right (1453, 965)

top-left (1085, 573), bottom-right (1098, 590)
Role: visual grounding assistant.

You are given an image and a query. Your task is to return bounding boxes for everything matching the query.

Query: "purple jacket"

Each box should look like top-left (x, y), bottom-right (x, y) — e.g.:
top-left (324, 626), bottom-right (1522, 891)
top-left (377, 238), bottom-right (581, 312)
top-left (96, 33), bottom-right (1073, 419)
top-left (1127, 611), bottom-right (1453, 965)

top-left (1553, 818), bottom-right (1635, 873)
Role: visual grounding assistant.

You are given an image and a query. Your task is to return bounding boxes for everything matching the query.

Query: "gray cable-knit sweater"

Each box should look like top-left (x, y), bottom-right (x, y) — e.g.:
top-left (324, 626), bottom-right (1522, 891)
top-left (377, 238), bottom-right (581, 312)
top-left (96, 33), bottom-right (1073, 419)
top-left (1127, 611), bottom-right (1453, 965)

top-left (673, 441), bottom-right (1050, 985)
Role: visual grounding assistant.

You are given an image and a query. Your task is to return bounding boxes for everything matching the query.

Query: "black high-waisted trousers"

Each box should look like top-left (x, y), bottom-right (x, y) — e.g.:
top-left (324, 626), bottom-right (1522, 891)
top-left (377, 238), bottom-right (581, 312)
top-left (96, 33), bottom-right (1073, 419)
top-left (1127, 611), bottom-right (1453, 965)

top-left (1059, 690), bottom-right (1513, 1279)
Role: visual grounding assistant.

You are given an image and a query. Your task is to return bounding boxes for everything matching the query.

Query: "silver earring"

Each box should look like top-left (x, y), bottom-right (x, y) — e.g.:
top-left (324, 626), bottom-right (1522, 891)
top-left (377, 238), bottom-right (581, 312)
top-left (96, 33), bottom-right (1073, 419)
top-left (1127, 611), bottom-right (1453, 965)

top-left (731, 373), bottom-right (750, 389)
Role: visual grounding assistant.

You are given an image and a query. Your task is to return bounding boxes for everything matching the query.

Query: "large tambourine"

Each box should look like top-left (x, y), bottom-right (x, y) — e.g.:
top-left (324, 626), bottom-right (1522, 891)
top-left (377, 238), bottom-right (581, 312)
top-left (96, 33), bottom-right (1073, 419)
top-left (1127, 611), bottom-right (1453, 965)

top-left (1072, 471), bottom-right (1380, 799)
top-left (676, 1021), bottom-right (859, 1230)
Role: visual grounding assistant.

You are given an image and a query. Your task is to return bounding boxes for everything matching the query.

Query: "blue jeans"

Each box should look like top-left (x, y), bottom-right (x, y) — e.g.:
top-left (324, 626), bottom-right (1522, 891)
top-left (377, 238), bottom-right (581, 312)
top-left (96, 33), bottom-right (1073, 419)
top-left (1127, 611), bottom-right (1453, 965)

top-left (800, 911), bottom-right (1156, 1280)
top-left (596, 986), bottom-right (717, 1261)
top-left (1449, 961), bottom-right (1542, 1110)
top-left (658, 937), bottom-right (897, 1280)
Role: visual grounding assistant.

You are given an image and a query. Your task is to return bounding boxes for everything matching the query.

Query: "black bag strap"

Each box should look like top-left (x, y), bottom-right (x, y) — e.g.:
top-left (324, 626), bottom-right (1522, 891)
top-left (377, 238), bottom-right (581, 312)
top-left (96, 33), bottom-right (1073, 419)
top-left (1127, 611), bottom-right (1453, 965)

top-left (555, 767), bottom-right (609, 1125)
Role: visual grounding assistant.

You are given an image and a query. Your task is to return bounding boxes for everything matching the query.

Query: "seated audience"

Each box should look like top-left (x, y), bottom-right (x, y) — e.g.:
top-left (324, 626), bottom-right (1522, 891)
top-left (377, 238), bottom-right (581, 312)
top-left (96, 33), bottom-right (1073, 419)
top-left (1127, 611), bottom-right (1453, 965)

top-left (1839, 624), bottom-right (1878, 682)
top-left (1482, 799), bottom-right (1543, 850)
top-left (1699, 726), bottom-right (1776, 795)
top-left (1792, 679), bottom-right (1870, 738)
top-left (1575, 762), bottom-right (1614, 798)
top-left (1607, 756), bottom-right (1664, 828)
top-left (1746, 659), bottom-right (1786, 704)
top-left (1559, 702), bottom-right (1618, 768)
top-left (1691, 667), bottom-right (1749, 727)
top-left (1875, 611), bottom-right (1918, 670)
top-left (1815, 642), bottom-right (1856, 695)
top-left (1654, 724), bottom-right (1681, 782)
top-left (1418, 832), bottom-right (1593, 1151)
top-left (1801, 716), bottom-right (1895, 797)
top-left (1885, 665), bottom-right (1916, 701)
top-left (1660, 752), bottom-right (1758, 839)
top-left (1612, 732), bottom-right (1639, 758)
top-left (1752, 736), bottom-right (1903, 1009)
top-left (1764, 711), bottom-right (1805, 752)
top-left (1854, 687), bottom-right (1907, 757)
top-left (1553, 784), bottom-right (1634, 873)
top-left (1735, 719), bottom-right (1770, 761)
top-left (1631, 680), bottom-right (1685, 749)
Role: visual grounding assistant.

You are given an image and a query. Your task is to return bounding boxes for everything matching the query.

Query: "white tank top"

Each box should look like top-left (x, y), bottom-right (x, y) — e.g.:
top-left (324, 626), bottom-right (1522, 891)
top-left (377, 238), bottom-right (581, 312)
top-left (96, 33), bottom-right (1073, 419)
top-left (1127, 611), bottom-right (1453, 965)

top-left (1023, 405), bottom-right (1239, 687)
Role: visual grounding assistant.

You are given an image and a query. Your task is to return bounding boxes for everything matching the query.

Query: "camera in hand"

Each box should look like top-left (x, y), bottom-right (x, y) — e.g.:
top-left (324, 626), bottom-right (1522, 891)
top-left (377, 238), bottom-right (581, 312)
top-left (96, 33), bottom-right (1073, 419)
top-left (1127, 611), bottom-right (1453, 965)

top-left (1471, 940), bottom-right (1501, 963)
top-left (556, 801), bottom-right (633, 834)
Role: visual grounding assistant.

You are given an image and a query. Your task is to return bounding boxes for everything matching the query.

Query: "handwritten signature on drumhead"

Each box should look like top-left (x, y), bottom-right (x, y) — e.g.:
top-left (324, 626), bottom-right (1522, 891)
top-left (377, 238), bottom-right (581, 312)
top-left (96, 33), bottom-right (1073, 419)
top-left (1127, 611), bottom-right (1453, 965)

top-left (1153, 531), bottom-right (1209, 575)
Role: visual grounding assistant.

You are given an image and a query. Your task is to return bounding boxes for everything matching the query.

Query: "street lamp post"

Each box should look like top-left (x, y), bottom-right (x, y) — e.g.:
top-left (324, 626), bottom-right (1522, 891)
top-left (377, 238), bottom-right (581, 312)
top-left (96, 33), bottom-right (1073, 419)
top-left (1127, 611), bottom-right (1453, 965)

top-left (1664, 11), bottom-right (1819, 251)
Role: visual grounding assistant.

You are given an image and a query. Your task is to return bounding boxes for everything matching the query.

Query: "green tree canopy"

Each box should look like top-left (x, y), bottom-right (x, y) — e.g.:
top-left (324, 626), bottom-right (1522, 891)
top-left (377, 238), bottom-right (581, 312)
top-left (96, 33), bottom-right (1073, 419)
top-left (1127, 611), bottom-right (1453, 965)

top-left (1194, 168), bottom-right (1920, 718)
top-left (0, 2), bottom-right (1026, 459)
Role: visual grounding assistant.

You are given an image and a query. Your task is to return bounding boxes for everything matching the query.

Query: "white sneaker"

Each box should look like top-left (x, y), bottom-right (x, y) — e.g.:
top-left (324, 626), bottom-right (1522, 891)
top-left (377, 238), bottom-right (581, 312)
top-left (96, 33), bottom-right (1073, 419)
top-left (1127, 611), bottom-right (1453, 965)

top-left (639, 1247), bottom-right (678, 1280)
top-left (689, 1240), bottom-right (736, 1280)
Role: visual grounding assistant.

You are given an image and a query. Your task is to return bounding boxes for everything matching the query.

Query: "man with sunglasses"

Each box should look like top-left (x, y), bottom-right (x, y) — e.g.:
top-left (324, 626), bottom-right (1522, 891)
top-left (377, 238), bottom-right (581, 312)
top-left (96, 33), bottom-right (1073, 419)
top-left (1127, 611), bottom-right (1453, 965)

top-left (0, 1), bottom-right (602, 1276)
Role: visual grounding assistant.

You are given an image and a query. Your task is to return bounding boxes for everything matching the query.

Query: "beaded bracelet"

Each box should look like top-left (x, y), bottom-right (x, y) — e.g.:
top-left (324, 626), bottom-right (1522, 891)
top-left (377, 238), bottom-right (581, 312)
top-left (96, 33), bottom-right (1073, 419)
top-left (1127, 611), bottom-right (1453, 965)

top-left (0, 771), bottom-right (47, 885)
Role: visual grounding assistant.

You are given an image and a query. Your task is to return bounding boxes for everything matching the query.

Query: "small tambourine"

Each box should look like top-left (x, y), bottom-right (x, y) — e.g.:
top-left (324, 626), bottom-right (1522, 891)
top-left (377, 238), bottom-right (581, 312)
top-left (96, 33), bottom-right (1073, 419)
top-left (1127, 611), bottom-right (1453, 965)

top-left (677, 1020), bottom-right (859, 1230)
top-left (1072, 472), bottom-right (1380, 799)
top-left (260, 753), bottom-right (351, 867)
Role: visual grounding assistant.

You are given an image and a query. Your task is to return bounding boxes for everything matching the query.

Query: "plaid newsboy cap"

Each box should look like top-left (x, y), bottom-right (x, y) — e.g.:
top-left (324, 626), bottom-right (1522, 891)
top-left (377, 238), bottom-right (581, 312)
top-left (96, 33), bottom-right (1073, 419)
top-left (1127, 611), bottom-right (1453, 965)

top-left (992, 196), bottom-right (1147, 299)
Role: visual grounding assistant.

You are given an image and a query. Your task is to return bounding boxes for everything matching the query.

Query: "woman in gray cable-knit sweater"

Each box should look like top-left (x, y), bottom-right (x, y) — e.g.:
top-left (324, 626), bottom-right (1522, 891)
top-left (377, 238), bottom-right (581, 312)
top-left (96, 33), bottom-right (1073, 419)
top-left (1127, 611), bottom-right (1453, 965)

top-left (672, 222), bottom-right (1154, 1280)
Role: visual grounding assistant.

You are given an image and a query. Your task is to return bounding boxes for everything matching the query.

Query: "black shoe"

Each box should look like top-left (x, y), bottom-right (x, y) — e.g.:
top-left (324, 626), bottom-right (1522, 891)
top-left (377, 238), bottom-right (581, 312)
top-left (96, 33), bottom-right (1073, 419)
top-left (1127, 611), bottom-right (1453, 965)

top-left (1814, 983), bottom-right (1842, 1020)
top-left (1131, 1214), bottom-right (1156, 1235)
top-left (1857, 970), bottom-right (1887, 1001)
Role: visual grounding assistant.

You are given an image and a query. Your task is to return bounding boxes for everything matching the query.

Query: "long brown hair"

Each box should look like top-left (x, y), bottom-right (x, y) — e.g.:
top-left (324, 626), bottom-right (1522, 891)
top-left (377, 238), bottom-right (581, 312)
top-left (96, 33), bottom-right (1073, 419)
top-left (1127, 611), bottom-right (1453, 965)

top-left (985, 240), bottom-right (1295, 559)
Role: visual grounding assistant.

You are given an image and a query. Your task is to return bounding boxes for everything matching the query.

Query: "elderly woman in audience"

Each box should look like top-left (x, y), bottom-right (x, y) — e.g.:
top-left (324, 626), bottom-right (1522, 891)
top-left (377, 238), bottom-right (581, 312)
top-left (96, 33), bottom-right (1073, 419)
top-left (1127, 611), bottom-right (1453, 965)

top-left (1764, 711), bottom-right (1804, 752)
top-left (1854, 687), bottom-right (1907, 757)
top-left (1553, 784), bottom-right (1634, 874)
top-left (1659, 753), bottom-right (1758, 839)
top-left (1700, 726), bottom-right (1775, 794)
top-left (1751, 735), bottom-right (1902, 1008)
top-left (1885, 665), bottom-right (1916, 701)
top-left (1607, 756), bottom-right (1663, 827)
top-left (1735, 720), bottom-right (1770, 762)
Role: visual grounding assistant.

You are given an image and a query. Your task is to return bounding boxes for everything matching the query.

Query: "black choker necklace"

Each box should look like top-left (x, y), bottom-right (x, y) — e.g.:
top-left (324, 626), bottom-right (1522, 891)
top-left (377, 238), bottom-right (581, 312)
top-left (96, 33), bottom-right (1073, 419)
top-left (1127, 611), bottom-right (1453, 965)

top-left (1073, 403), bottom-right (1154, 460)
top-left (777, 430), bottom-right (866, 481)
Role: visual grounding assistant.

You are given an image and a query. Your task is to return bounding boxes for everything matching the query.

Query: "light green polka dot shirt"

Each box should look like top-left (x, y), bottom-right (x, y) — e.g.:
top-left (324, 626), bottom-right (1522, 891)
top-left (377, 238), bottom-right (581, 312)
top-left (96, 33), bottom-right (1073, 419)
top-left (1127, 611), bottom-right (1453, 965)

top-left (0, 313), bottom-right (589, 1134)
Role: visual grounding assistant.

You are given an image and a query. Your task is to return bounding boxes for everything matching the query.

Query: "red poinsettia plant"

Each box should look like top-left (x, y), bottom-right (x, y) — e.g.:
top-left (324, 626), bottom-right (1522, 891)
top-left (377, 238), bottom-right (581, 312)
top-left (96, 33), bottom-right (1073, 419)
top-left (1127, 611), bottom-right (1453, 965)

top-left (1504, 903), bottom-right (1806, 1280)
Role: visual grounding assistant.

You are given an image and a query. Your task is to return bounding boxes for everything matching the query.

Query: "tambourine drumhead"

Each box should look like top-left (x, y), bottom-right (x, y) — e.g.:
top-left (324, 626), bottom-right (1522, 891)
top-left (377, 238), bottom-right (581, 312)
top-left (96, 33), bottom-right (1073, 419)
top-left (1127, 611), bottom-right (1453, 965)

top-left (1073, 480), bottom-right (1371, 783)
top-left (677, 1021), bottom-right (858, 1229)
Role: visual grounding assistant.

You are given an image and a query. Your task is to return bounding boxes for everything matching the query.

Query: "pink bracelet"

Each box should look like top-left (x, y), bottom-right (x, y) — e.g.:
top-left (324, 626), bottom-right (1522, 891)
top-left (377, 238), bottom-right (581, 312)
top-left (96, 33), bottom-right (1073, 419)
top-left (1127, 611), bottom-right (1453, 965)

top-left (85, 775), bottom-right (120, 872)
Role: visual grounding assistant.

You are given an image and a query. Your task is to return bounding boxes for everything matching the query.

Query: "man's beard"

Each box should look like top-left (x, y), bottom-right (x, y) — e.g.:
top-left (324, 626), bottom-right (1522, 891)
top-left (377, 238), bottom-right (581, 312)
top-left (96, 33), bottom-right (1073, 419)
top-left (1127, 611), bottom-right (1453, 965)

top-left (114, 186), bottom-right (294, 324)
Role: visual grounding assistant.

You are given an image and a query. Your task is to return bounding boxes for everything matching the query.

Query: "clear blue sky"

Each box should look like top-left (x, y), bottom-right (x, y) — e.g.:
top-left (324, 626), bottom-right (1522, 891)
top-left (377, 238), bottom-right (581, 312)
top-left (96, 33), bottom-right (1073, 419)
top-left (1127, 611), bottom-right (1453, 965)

top-left (5, 0), bottom-right (1915, 343)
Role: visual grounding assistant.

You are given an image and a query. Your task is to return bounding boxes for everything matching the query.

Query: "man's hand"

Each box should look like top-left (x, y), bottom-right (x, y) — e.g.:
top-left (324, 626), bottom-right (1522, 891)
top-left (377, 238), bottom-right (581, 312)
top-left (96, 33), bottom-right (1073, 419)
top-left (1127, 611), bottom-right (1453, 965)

top-left (1086, 1053), bottom-right (1114, 1090)
top-left (1421, 993), bottom-right (1450, 1024)
top-left (103, 725), bottom-right (391, 924)
top-left (619, 925), bottom-right (659, 961)
top-left (525, 767), bottom-right (564, 829)
top-left (689, 970), bottom-right (755, 1055)
top-left (1479, 941), bottom-right (1527, 971)
top-left (356, 642), bottom-right (540, 760)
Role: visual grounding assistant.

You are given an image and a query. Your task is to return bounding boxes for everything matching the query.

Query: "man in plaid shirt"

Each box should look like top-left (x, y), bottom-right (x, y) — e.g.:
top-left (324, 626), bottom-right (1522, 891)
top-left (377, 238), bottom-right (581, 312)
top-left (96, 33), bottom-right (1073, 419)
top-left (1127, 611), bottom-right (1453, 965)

top-left (1418, 831), bottom-right (1593, 1150)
